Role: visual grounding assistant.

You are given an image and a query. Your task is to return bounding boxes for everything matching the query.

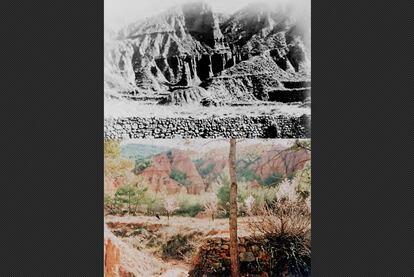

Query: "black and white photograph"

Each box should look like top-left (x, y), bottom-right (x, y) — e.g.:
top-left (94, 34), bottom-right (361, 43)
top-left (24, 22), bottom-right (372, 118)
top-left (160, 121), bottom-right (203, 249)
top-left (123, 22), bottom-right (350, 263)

top-left (104, 0), bottom-right (310, 139)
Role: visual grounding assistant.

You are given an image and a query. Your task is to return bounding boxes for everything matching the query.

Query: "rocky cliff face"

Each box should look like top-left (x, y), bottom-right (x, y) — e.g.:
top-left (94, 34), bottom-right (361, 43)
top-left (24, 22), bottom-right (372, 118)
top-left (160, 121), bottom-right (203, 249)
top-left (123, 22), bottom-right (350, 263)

top-left (191, 143), bottom-right (310, 187)
top-left (250, 147), bottom-right (310, 179)
top-left (139, 150), bottom-right (205, 194)
top-left (104, 225), bottom-right (163, 276)
top-left (170, 150), bottom-right (205, 194)
top-left (140, 153), bottom-right (182, 194)
top-left (104, 2), bottom-right (310, 103)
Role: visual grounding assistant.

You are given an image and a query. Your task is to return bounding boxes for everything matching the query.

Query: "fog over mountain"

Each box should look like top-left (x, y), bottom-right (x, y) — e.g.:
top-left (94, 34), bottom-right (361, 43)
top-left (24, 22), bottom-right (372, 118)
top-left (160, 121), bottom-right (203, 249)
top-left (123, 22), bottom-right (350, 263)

top-left (105, 0), bottom-right (310, 30)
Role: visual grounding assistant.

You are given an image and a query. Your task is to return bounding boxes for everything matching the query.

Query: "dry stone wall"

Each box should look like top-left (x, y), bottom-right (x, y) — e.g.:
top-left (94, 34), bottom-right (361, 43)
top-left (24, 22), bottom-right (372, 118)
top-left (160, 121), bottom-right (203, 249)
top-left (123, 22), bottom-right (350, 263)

top-left (189, 237), bottom-right (272, 277)
top-left (104, 115), bottom-right (310, 139)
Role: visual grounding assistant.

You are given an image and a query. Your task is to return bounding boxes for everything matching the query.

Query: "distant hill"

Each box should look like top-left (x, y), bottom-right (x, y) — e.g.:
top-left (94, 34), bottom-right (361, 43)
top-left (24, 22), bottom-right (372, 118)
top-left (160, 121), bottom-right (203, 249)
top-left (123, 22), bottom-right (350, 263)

top-left (120, 143), bottom-right (171, 160)
top-left (107, 142), bottom-right (310, 195)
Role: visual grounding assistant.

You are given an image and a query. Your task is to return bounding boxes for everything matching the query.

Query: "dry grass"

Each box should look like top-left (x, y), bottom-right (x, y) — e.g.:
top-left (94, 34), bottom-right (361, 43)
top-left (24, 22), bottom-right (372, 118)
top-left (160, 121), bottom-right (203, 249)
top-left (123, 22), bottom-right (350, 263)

top-left (104, 225), bottom-right (166, 276)
top-left (247, 199), bottom-right (311, 276)
top-left (105, 215), bottom-right (254, 238)
top-left (106, 210), bottom-right (311, 276)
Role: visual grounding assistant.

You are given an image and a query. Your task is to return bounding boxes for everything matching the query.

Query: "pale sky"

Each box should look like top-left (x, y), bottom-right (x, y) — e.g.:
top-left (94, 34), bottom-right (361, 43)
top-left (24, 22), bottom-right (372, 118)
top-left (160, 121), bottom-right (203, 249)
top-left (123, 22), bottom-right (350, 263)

top-left (105, 0), bottom-right (310, 29)
top-left (120, 139), bottom-right (302, 151)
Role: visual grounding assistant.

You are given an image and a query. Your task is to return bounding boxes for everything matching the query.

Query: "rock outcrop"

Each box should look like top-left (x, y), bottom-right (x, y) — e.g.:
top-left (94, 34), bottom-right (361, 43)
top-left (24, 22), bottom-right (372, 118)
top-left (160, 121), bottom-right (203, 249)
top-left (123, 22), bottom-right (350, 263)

top-left (160, 86), bottom-right (211, 105)
top-left (170, 150), bottom-right (205, 194)
top-left (140, 153), bottom-right (182, 194)
top-left (104, 225), bottom-right (163, 276)
top-left (104, 2), bottom-right (311, 104)
top-left (250, 147), bottom-right (310, 179)
top-left (139, 150), bottom-right (206, 194)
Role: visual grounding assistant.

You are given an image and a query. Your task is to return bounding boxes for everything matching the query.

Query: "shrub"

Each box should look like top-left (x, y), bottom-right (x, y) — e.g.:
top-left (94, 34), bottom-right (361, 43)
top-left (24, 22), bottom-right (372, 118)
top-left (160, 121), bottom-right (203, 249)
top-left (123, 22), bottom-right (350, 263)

top-left (134, 159), bottom-right (152, 174)
top-left (262, 173), bottom-right (284, 187)
top-left (104, 194), bottom-right (121, 215)
top-left (251, 187), bottom-right (278, 209)
top-left (217, 177), bottom-right (231, 212)
top-left (164, 197), bottom-right (179, 220)
top-left (175, 192), bottom-right (204, 217)
top-left (199, 163), bottom-right (215, 177)
top-left (217, 178), bottom-right (248, 216)
top-left (161, 232), bottom-right (203, 261)
top-left (202, 193), bottom-right (219, 220)
top-left (294, 162), bottom-right (311, 201)
top-left (170, 169), bottom-right (189, 186)
top-left (114, 184), bottom-right (148, 215)
top-left (237, 167), bottom-right (261, 183)
top-left (144, 193), bottom-right (164, 215)
top-left (248, 182), bottom-right (311, 277)
top-left (176, 203), bottom-right (204, 217)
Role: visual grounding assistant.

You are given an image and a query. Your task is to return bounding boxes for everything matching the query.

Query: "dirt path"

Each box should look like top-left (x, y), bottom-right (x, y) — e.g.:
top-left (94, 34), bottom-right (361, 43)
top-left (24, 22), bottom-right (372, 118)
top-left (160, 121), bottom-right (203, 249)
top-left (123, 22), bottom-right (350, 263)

top-left (156, 260), bottom-right (189, 277)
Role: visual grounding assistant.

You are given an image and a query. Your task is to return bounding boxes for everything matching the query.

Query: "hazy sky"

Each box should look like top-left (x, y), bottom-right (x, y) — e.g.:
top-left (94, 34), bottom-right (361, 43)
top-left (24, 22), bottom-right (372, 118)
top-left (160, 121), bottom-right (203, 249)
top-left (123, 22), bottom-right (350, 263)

top-left (105, 0), bottom-right (310, 29)
top-left (120, 139), bottom-right (301, 151)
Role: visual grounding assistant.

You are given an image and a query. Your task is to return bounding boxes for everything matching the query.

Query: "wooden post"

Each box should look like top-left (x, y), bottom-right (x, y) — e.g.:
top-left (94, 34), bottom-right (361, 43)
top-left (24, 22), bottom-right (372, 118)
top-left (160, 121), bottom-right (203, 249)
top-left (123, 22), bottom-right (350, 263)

top-left (229, 138), bottom-right (239, 277)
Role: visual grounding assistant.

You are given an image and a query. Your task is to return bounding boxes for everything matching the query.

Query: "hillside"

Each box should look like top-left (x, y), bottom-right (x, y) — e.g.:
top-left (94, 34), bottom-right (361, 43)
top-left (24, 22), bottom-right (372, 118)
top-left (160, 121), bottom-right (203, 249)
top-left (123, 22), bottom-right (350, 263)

top-left (104, 2), bottom-right (310, 104)
top-left (116, 141), bottom-right (310, 195)
top-left (138, 150), bottom-right (205, 194)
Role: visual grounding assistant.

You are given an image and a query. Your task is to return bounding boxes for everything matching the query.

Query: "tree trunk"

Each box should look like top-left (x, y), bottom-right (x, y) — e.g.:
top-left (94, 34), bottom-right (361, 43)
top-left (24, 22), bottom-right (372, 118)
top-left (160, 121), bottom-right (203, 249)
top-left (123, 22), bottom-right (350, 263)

top-left (228, 138), bottom-right (239, 277)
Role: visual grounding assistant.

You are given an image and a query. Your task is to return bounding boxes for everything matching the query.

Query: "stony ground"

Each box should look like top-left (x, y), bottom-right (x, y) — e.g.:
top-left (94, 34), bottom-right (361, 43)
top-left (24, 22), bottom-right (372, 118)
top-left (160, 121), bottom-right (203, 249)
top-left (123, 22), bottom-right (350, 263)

top-left (105, 215), bottom-right (259, 276)
top-left (105, 215), bottom-right (254, 237)
top-left (104, 99), bottom-right (310, 119)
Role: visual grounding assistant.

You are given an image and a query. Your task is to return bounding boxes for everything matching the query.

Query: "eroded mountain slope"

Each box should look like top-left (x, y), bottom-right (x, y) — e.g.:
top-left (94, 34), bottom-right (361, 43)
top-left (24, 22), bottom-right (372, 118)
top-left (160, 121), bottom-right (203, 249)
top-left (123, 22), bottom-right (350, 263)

top-left (104, 2), bottom-right (310, 104)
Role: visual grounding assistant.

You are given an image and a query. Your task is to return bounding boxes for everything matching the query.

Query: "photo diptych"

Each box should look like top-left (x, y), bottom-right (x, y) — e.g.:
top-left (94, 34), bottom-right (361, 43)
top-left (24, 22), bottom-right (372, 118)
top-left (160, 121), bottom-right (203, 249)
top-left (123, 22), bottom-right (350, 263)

top-left (104, 0), bottom-right (310, 276)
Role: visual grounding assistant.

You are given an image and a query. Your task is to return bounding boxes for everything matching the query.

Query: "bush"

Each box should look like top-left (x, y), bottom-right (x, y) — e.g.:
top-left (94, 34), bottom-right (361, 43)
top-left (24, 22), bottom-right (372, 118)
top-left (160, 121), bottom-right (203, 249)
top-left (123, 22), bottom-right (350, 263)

top-left (262, 173), bottom-right (284, 187)
top-left (248, 188), bottom-right (311, 276)
top-left (104, 194), bottom-right (120, 215)
top-left (142, 191), bottom-right (164, 215)
top-left (161, 232), bottom-right (203, 261)
top-left (175, 192), bottom-right (204, 217)
top-left (170, 169), bottom-right (189, 186)
top-left (114, 184), bottom-right (148, 215)
top-left (134, 159), bottom-right (152, 174)
top-left (251, 187), bottom-right (278, 209)
top-left (199, 163), bottom-right (215, 177)
top-left (237, 167), bottom-right (261, 183)
top-left (294, 162), bottom-right (311, 201)
top-left (217, 178), bottom-right (247, 216)
top-left (176, 203), bottom-right (204, 217)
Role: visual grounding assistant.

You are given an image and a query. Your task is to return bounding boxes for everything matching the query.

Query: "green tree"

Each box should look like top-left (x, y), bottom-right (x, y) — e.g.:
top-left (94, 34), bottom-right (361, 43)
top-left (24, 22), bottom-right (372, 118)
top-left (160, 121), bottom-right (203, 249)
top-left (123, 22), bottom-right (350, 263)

top-left (134, 159), bottom-right (152, 174)
top-left (237, 167), bottom-right (261, 183)
top-left (114, 184), bottom-right (148, 215)
top-left (104, 194), bottom-right (121, 215)
top-left (104, 139), bottom-right (121, 159)
top-left (217, 177), bottom-right (231, 211)
top-left (199, 163), bottom-right (215, 177)
top-left (263, 173), bottom-right (284, 187)
top-left (170, 169), bottom-right (189, 186)
top-left (104, 139), bottom-right (133, 178)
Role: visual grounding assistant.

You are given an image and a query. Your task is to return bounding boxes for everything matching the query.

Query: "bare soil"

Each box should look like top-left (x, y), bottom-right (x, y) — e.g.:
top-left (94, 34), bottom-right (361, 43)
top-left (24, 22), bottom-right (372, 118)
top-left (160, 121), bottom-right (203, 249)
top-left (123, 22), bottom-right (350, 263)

top-left (105, 215), bottom-right (257, 276)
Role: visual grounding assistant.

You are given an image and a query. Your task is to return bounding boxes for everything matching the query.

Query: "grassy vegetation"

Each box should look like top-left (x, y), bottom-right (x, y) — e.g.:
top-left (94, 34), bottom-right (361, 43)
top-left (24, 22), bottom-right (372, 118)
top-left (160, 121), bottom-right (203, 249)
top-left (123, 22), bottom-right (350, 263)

top-left (170, 169), bottom-right (189, 187)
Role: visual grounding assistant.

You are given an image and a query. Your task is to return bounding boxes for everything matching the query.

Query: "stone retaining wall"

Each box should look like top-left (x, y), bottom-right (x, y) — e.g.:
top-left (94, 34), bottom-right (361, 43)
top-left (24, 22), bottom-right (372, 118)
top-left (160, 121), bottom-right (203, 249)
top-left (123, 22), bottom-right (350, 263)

top-left (104, 115), bottom-right (310, 139)
top-left (189, 237), bottom-right (271, 277)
